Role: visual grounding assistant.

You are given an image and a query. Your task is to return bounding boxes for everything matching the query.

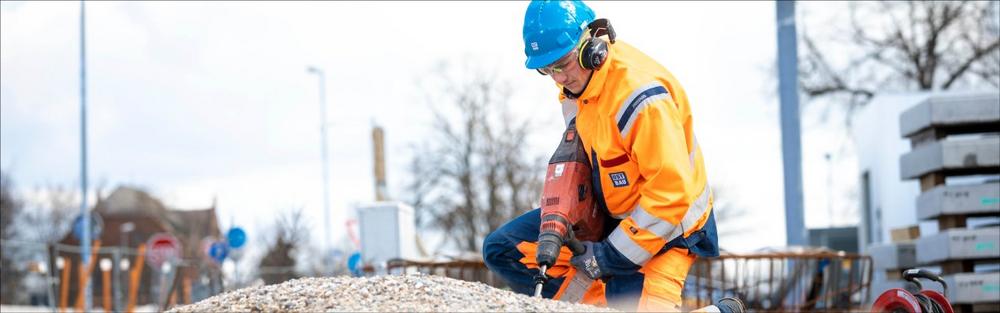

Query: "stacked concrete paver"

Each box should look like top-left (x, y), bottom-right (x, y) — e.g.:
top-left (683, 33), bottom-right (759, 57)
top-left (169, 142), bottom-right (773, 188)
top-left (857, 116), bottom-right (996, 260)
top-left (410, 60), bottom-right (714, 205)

top-left (898, 92), bottom-right (1000, 313)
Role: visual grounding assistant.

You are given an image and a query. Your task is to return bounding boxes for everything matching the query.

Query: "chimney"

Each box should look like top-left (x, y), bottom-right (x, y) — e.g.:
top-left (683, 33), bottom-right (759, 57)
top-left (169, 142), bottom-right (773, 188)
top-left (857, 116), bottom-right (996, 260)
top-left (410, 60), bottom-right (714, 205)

top-left (372, 125), bottom-right (388, 201)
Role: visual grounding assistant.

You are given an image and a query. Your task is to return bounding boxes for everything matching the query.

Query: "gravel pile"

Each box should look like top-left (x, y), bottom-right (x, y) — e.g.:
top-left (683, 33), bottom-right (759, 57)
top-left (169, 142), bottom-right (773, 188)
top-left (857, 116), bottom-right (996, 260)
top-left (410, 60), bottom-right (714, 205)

top-left (169, 273), bottom-right (616, 312)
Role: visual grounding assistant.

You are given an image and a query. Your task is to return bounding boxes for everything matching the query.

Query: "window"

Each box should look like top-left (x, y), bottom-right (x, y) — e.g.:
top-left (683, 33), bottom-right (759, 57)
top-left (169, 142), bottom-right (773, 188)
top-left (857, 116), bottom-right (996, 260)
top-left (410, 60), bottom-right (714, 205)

top-left (860, 171), bottom-right (878, 245)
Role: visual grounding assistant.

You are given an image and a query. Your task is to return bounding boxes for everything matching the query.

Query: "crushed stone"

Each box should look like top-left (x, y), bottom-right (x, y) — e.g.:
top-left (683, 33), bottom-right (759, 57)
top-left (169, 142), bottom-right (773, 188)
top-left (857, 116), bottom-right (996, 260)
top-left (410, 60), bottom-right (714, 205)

top-left (168, 273), bottom-right (617, 312)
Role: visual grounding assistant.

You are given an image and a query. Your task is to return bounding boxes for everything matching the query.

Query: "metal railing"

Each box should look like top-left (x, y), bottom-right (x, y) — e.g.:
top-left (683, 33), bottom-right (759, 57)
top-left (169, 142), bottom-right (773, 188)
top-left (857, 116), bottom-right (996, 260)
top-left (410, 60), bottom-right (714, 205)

top-left (355, 251), bottom-right (873, 312)
top-left (683, 251), bottom-right (873, 312)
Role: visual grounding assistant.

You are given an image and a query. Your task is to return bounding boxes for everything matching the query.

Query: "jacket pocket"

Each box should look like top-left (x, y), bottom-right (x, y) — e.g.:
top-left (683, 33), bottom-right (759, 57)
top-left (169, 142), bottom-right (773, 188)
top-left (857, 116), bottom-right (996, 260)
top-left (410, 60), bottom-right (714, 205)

top-left (661, 209), bottom-right (720, 258)
top-left (599, 153), bottom-right (639, 189)
top-left (599, 153), bottom-right (629, 168)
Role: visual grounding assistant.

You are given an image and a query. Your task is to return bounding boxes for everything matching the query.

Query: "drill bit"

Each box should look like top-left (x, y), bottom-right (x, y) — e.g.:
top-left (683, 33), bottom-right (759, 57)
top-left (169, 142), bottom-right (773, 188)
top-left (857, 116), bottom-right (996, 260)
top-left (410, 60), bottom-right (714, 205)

top-left (533, 265), bottom-right (548, 297)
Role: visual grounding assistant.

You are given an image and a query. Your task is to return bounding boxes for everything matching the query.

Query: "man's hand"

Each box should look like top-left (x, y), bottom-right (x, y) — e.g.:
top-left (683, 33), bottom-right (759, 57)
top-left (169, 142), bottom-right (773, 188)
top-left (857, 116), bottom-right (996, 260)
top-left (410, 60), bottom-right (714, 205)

top-left (570, 241), bottom-right (606, 280)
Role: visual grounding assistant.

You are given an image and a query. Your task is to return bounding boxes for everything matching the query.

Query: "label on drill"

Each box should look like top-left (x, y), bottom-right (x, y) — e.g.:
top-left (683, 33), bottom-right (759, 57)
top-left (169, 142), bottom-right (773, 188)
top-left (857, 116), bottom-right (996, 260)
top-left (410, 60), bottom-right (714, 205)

top-left (554, 164), bottom-right (565, 177)
top-left (609, 171), bottom-right (629, 187)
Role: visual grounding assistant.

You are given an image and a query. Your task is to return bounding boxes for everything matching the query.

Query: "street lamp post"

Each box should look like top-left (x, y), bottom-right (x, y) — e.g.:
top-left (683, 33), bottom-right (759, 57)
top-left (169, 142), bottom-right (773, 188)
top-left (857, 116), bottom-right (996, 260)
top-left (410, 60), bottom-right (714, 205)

top-left (776, 0), bottom-right (806, 246)
top-left (115, 222), bottom-right (134, 311)
top-left (307, 66), bottom-right (331, 262)
top-left (826, 153), bottom-right (834, 228)
top-left (79, 1), bottom-right (93, 310)
top-left (120, 222), bottom-right (134, 250)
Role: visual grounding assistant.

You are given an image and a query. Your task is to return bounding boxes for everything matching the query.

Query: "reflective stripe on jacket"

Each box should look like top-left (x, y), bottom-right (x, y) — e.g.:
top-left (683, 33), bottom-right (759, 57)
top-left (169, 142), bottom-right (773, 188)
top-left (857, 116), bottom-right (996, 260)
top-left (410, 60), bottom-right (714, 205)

top-left (558, 41), bottom-right (719, 267)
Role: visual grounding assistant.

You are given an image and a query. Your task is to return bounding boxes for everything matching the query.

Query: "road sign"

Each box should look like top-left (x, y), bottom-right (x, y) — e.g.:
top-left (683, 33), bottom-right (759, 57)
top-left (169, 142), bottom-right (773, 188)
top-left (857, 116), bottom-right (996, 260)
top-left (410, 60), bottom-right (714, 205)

top-left (145, 233), bottom-right (181, 269)
top-left (205, 240), bottom-right (228, 265)
top-left (72, 212), bottom-right (103, 241)
top-left (226, 227), bottom-right (246, 249)
top-left (200, 238), bottom-right (228, 265)
top-left (347, 252), bottom-right (362, 276)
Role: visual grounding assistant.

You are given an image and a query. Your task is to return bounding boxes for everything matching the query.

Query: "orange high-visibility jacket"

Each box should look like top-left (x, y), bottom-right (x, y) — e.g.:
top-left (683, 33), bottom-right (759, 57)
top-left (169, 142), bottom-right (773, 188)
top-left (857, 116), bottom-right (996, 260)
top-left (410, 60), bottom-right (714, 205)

top-left (558, 40), bottom-right (718, 266)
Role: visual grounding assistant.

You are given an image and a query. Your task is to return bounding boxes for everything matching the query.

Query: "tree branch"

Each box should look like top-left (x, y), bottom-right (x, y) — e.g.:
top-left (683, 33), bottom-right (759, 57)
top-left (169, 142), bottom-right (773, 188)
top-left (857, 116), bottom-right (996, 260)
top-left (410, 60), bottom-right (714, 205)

top-left (943, 38), bottom-right (1000, 89)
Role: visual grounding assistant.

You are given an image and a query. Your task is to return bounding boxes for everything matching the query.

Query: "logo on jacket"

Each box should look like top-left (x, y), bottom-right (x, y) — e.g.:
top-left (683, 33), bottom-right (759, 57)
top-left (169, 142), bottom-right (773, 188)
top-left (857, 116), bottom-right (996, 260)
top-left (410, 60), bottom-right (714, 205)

top-left (609, 172), bottom-right (629, 187)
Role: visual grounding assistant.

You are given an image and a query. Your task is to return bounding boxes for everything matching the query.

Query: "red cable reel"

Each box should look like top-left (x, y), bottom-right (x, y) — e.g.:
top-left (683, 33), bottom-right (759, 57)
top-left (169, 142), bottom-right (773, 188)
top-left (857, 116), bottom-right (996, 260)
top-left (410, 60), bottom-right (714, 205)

top-left (872, 269), bottom-right (954, 313)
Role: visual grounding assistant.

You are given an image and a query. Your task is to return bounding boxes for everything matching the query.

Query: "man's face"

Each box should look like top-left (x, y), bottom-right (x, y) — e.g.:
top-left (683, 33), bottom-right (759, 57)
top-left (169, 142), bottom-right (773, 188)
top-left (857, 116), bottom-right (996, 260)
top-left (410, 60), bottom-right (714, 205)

top-left (540, 49), bottom-right (593, 95)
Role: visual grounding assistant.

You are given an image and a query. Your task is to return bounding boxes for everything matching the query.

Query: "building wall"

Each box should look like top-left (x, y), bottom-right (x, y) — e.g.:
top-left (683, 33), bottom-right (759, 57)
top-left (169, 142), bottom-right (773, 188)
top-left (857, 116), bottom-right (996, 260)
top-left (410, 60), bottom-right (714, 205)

top-left (852, 92), bottom-right (929, 251)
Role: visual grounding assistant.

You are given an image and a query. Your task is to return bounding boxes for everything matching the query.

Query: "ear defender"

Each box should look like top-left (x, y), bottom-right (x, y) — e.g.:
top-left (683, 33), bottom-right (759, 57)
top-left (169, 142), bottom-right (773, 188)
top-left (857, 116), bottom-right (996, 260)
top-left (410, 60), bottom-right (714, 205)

top-left (577, 18), bottom-right (616, 70)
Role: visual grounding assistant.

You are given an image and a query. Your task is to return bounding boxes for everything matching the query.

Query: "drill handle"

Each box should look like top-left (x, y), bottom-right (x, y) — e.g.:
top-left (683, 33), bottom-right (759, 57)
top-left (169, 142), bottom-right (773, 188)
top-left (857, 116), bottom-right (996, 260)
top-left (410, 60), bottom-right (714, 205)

top-left (565, 236), bottom-right (586, 256)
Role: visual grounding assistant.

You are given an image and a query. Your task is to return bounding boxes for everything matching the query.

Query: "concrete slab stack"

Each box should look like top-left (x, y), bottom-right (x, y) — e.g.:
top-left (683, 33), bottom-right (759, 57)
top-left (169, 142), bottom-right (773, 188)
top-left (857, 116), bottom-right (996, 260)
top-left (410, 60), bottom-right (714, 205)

top-left (868, 239), bottom-right (927, 294)
top-left (898, 93), bottom-right (1000, 313)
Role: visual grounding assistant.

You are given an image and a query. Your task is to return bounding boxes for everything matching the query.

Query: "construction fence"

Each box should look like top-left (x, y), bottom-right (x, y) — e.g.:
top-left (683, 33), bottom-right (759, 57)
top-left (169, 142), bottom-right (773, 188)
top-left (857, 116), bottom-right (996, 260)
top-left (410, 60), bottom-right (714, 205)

top-left (0, 239), bottom-right (224, 312)
top-left (6, 238), bottom-right (872, 311)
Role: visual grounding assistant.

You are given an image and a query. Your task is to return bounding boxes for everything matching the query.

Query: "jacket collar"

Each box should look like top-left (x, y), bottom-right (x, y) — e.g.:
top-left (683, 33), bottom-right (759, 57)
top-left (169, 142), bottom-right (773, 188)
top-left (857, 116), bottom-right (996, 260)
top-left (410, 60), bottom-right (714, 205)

top-left (559, 45), bottom-right (614, 101)
top-left (560, 62), bottom-right (610, 101)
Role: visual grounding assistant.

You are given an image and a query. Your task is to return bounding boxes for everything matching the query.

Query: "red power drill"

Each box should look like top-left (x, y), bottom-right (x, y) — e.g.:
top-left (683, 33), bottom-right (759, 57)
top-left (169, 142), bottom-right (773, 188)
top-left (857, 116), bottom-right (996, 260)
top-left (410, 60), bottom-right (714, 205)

top-left (533, 121), bottom-right (606, 297)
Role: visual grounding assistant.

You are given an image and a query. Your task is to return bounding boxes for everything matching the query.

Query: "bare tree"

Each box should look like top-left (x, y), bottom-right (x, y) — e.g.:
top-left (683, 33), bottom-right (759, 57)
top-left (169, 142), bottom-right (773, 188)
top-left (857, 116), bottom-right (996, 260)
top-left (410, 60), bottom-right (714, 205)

top-left (0, 171), bottom-right (20, 243)
top-left (257, 207), bottom-right (310, 284)
top-left (800, 1), bottom-right (1000, 115)
top-left (404, 61), bottom-right (545, 253)
top-left (17, 184), bottom-right (78, 244)
top-left (405, 141), bottom-right (443, 229)
top-left (1, 170), bottom-right (26, 304)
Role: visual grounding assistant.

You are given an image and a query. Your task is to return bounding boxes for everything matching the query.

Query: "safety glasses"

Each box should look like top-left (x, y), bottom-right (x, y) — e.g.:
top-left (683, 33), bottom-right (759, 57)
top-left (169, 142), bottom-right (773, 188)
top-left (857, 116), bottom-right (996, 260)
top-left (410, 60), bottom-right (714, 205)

top-left (536, 49), bottom-right (578, 76)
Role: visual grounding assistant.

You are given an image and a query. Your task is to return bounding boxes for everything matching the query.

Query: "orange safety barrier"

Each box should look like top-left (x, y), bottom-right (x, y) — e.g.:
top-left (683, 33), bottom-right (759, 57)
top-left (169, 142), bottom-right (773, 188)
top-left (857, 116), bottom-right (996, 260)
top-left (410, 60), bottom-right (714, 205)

top-left (126, 244), bottom-right (146, 313)
top-left (168, 290), bottom-right (177, 308)
top-left (183, 275), bottom-right (192, 305)
top-left (59, 256), bottom-right (71, 312)
top-left (102, 264), bottom-right (112, 312)
top-left (75, 240), bottom-right (101, 312)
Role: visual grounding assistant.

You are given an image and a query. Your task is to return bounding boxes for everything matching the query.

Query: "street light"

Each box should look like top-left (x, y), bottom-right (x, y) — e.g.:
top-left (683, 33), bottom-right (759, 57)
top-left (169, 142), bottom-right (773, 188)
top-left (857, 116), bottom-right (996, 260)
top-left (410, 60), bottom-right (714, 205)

top-left (79, 1), bottom-right (94, 309)
top-left (825, 153), bottom-right (834, 228)
top-left (307, 66), bottom-right (331, 260)
top-left (115, 221), bottom-right (133, 312)
top-left (117, 258), bottom-right (129, 308)
top-left (120, 222), bottom-right (135, 248)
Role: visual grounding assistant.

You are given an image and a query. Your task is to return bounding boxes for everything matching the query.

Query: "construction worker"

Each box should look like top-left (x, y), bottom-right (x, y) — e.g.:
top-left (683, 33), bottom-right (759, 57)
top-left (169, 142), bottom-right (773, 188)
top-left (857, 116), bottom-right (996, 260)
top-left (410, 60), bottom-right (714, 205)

top-left (482, 1), bottom-right (720, 311)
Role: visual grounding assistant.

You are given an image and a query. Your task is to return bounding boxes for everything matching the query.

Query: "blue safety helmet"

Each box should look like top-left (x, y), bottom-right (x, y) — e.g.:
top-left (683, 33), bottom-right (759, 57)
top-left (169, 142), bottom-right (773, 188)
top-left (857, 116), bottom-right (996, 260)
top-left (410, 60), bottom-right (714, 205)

top-left (522, 0), bottom-right (596, 69)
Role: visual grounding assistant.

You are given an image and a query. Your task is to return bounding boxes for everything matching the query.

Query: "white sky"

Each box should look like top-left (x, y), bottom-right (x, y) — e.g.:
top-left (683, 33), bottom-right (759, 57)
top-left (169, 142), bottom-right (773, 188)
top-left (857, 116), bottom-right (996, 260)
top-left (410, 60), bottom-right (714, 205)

top-left (1, 1), bottom-right (864, 263)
